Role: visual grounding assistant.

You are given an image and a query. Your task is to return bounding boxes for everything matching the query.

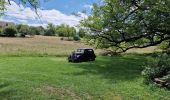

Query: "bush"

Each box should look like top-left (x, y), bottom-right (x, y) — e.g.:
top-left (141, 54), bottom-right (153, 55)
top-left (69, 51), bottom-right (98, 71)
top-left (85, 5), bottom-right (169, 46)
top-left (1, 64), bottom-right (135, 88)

top-left (59, 37), bottom-right (74, 41)
top-left (44, 29), bottom-right (56, 36)
top-left (73, 35), bottom-right (80, 41)
top-left (0, 28), bottom-right (4, 36)
top-left (19, 32), bottom-right (27, 37)
top-left (142, 54), bottom-right (170, 86)
top-left (60, 37), bottom-right (64, 40)
top-left (3, 27), bottom-right (17, 37)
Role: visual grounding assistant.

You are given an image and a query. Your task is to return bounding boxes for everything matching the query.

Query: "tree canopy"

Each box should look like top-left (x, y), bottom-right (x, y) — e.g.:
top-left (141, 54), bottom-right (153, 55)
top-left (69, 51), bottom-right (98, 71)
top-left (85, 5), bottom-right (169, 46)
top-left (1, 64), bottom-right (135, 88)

top-left (81, 0), bottom-right (170, 53)
top-left (56, 24), bottom-right (76, 37)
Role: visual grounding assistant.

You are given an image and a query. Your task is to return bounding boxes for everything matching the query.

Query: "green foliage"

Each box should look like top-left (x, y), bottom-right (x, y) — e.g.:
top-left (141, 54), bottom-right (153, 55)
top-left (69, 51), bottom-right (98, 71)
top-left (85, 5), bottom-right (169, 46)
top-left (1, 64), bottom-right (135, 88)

top-left (36, 26), bottom-right (45, 35)
top-left (0, 28), bottom-right (4, 36)
top-left (73, 35), bottom-right (80, 41)
top-left (81, 0), bottom-right (170, 53)
top-left (28, 26), bottom-right (39, 36)
top-left (15, 24), bottom-right (45, 37)
top-left (16, 24), bottom-right (29, 37)
top-left (3, 26), bottom-right (17, 37)
top-left (78, 28), bottom-right (86, 38)
top-left (1, 23), bottom-right (77, 38)
top-left (44, 23), bottom-right (56, 36)
top-left (0, 0), bottom-right (6, 15)
top-left (158, 41), bottom-right (170, 50)
top-left (55, 24), bottom-right (76, 37)
top-left (142, 54), bottom-right (170, 85)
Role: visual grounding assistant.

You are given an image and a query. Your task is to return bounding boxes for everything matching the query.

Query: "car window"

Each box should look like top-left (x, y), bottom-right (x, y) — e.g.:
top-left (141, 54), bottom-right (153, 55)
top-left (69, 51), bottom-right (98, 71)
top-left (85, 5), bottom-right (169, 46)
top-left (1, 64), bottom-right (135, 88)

top-left (88, 49), bottom-right (93, 52)
top-left (87, 49), bottom-right (93, 53)
top-left (77, 49), bottom-right (84, 53)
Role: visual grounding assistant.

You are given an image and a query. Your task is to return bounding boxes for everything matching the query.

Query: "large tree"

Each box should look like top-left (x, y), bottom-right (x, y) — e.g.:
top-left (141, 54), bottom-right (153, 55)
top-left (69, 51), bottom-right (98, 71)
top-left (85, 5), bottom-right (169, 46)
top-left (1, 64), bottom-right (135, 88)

top-left (81, 0), bottom-right (170, 53)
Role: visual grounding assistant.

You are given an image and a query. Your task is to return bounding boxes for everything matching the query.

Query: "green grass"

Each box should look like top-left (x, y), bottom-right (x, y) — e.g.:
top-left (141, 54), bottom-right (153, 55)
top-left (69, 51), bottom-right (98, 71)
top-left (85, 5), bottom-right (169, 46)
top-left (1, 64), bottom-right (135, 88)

top-left (0, 55), bottom-right (170, 100)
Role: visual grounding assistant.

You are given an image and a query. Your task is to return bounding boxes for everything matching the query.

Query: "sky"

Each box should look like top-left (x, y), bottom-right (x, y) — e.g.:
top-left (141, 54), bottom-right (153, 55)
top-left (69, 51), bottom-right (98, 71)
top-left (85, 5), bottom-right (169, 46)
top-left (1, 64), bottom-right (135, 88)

top-left (0, 0), bottom-right (100, 27)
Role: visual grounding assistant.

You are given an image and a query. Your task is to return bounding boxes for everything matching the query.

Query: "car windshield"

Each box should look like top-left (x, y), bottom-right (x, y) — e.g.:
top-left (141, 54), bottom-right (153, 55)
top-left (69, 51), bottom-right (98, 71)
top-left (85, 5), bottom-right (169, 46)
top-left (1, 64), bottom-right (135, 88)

top-left (76, 49), bottom-right (84, 53)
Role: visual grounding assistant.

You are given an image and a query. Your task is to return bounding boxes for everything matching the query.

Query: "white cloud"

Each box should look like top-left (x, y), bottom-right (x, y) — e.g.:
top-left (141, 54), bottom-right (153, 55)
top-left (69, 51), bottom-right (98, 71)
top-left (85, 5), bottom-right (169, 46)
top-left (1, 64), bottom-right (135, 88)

top-left (0, 1), bottom-right (86, 27)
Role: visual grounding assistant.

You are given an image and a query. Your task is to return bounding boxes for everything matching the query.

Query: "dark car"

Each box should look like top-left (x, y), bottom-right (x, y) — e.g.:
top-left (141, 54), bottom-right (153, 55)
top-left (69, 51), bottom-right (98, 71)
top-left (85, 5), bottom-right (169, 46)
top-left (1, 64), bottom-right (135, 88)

top-left (68, 48), bottom-right (96, 62)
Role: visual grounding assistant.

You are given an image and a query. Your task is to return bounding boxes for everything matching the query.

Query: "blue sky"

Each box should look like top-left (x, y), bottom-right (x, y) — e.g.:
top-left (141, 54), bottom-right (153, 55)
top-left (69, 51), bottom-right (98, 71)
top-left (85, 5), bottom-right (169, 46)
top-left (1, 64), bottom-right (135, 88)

top-left (41, 0), bottom-right (99, 14)
top-left (0, 0), bottom-right (100, 27)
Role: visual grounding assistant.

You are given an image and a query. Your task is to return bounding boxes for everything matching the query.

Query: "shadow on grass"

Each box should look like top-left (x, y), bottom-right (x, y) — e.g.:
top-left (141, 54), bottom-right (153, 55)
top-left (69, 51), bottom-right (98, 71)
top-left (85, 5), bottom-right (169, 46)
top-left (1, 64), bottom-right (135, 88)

top-left (68, 55), bottom-right (147, 82)
top-left (0, 82), bottom-right (14, 98)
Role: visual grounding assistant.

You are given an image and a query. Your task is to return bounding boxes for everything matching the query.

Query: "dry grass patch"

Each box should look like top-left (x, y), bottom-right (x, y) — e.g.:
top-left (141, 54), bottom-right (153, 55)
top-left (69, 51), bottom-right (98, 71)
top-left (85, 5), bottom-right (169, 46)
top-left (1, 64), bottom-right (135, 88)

top-left (0, 36), bottom-right (100, 56)
top-left (126, 46), bottom-right (160, 54)
top-left (0, 35), bottom-right (159, 56)
top-left (33, 85), bottom-right (92, 100)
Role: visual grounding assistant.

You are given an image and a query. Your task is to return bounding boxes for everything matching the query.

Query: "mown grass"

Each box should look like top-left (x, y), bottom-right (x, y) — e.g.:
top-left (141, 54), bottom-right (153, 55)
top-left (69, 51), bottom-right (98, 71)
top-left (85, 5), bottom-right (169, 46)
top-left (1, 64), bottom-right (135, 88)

top-left (0, 55), bottom-right (170, 100)
top-left (0, 36), bottom-right (169, 99)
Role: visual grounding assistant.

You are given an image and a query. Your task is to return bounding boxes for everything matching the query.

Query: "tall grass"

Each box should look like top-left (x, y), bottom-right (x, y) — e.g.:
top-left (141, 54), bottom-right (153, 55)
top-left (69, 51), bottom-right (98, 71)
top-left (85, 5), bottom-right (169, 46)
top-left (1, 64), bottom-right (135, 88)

top-left (0, 36), bottom-right (101, 57)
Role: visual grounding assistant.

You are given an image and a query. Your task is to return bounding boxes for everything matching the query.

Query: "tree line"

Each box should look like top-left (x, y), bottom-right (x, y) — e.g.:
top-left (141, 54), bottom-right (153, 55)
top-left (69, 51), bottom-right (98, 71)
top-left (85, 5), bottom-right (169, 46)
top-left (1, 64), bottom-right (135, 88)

top-left (0, 23), bottom-right (86, 41)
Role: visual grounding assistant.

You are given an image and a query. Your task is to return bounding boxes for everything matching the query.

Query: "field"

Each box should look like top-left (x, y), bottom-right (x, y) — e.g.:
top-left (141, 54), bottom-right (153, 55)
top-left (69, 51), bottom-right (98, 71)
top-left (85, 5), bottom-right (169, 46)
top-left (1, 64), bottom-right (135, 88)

top-left (0, 36), bottom-right (101, 57)
top-left (0, 36), bottom-right (170, 99)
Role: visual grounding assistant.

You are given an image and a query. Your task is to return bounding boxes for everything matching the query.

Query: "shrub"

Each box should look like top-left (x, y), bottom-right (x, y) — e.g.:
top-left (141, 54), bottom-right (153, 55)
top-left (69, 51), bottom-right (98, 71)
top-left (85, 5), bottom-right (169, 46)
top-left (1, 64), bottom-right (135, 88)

top-left (60, 37), bottom-right (64, 40)
top-left (78, 28), bottom-right (86, 38)
top-left (20, 32), bottom-right (27, 37)
top-left (3, 27), bottom-right (17, 37)
top-left (0, 28), bottom-right (4, 36)
top-left (73, 35), bottom-right (80, 41)
top-left (60, 37), bottom-right (74, 41)
top-left (44, 29), bottom-right (55, 36)
top-left (142, 54), bottom-right (170, 85)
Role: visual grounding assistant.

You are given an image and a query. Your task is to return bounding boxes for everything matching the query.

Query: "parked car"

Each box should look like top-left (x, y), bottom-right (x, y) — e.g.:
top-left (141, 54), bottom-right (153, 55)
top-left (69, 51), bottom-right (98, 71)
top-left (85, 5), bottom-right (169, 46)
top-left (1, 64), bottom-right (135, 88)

top-left (68, 48), bottom-right (96, 62)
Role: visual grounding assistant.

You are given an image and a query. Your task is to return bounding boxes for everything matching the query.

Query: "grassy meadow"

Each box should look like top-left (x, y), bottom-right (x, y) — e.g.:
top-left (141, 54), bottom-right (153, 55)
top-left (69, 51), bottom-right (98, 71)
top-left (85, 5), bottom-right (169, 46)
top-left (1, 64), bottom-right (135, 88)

top-left (0, 36), bottom-right (101, 57)
top-left (0, 36), bottom-right (170, 99)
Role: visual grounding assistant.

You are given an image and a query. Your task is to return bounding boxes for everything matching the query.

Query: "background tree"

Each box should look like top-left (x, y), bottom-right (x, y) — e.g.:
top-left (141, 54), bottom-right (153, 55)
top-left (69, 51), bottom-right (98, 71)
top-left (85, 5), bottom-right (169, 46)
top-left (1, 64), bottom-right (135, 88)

top-left (56, 24), bottom-right (76, 38)
top-left (44, 23), bottom-right (56, 36)
top-left (3, 26), bottom-right (17, 37)
top-left (78, 28), bottom-right (86, 38)
top-left (28, 26), bottom-right (38, 36)
top-left (55, 24), bottom-right (66, 37)
top-left (36, 26), bottom-right (45, 35)
top-left (16, 24), bottom-right (29, 37)
top-left (81, 0), bottom-right (170, 53)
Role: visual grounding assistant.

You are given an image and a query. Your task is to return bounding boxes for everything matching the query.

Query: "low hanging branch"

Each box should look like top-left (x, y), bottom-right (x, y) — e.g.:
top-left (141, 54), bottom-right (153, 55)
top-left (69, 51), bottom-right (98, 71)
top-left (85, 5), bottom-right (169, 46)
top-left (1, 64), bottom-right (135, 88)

top-left (6, 0), bottom-right (39, 13)
top-left (81, 0), bottom-right (170, 53)
top-left (92, 28), bottom-right (170, 53)
top-left (5, 0), bottom-right (41, 19)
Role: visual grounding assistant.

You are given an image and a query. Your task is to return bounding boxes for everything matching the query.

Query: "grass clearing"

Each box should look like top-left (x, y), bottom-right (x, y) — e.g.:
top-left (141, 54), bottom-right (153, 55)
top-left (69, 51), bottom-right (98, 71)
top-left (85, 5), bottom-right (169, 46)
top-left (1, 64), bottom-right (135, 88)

top-left (0, 55), bottom-right (170, 99)
top-left (0, 36), bottom-right (169, 99)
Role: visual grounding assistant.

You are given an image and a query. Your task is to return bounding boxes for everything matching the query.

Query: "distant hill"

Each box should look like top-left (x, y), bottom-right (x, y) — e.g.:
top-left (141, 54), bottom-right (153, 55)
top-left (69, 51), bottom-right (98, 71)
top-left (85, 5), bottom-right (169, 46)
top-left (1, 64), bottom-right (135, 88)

top-left (0, 21), bottom-right (15, 28)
